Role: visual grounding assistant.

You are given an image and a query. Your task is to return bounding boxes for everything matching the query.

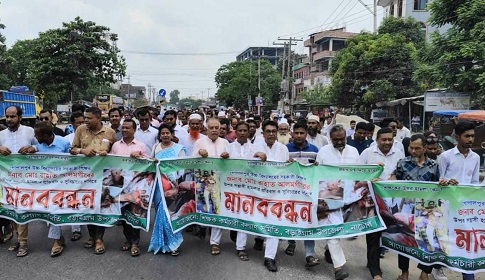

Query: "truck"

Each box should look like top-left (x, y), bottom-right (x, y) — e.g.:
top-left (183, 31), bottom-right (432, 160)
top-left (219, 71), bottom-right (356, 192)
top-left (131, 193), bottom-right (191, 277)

top-left (0, 86), bottom-right (38, 127)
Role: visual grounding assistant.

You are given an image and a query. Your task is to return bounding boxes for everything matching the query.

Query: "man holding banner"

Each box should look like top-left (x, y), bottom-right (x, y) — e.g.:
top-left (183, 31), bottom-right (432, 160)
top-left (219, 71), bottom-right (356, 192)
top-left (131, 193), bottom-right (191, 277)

top-left (359, 127), bottom-right (405, 280)
top-left (389, 134), bottom-right (444, 280)
top-left (0, 105), bottom-right (38, 257)
top-left (437, 121), bottom-right (479, 280)
top-left (70, 107), bottom-right (117, 254)
top-left (221, 120), bottom-right (266, 262)
top-left (33, 121), bottom-right (72, 257)
top-left (110, 119), bottom-right (149, 257)
top-left (191, 118), bottom-right (229, 255)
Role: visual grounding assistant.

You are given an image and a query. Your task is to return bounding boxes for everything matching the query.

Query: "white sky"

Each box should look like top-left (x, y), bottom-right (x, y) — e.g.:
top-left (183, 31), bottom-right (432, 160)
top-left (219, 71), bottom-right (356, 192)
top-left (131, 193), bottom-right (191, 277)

top-left (0, 0), bottom-right (384, 100)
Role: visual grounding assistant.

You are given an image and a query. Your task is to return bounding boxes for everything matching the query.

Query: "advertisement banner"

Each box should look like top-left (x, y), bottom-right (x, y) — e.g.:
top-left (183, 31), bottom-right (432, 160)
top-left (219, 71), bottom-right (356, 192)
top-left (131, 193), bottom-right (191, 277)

top-left (0, 154), bottom-right (156, 231)
top-left (424, 91), bottom-right (470, 112)
top-left (372, 181), bottom-right (485, 273)
top-left (158, 158), bottom-right (385, 240)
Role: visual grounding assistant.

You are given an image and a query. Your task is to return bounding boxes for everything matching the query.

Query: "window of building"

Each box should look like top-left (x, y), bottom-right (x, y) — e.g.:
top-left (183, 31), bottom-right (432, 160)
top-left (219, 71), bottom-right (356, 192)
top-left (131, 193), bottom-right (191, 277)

top-left (414, 0), bottom-right (427, 10)
top-left (389, 3), bottom-right (395, 16)
top-left (397, 0), bottom-right (403, 17)
top-left (332, 40), bottom-right (345, 51)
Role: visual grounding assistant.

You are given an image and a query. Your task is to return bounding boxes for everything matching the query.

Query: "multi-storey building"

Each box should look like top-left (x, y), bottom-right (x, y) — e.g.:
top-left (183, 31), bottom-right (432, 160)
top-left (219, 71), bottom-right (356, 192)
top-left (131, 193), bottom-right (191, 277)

top-left (377, 0), bottom-right (451, 37)
top-left (236, 47), bottom-right (285, 67)
top-left (303, 27), bottom-right (356, 93)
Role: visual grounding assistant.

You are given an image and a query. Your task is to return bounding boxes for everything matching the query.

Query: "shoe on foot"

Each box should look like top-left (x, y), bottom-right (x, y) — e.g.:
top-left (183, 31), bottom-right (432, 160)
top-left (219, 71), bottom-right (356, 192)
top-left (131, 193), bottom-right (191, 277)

top-left (264, 258), bottom-right (277, 272)
top-left (335, 269), bottom-right (349, 280)
top-left (284, 243), bottom-right (295, 256)
top-left (431, 268), bottom-right (448, 280)
top-left (253, 238), bottom-right (264, 251)
top-left (305, 256), bottom-right (321, 268)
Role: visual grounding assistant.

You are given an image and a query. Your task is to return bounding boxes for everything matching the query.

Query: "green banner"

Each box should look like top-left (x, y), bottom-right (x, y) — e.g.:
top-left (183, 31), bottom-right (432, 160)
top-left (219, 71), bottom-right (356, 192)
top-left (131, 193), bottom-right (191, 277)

top-left (158, 158), bottom-right (385, 239)
top-left (373, 181), bottom-right (485, 273)
top-left (0, 154), bottom-right (156, 231)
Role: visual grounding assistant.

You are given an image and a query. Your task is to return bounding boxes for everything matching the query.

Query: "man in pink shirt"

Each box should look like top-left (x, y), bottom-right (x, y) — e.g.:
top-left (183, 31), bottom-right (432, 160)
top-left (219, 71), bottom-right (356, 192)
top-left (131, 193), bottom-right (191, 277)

top-left (110, 119), bottom-right (149, 256)
top-left (110, 119), bottom-right (150, 157)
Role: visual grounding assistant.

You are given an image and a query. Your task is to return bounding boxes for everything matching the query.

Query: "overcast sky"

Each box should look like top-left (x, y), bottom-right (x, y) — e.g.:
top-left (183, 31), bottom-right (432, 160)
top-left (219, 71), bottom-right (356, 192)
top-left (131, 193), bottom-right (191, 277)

top-left (0, 0), bottom-right (384, 101)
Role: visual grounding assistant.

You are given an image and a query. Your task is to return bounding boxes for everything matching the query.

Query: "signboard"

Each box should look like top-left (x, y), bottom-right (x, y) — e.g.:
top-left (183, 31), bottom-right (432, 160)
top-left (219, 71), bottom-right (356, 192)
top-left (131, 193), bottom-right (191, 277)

top-left (158, 89), bottom-right (166, 97)
top-left (424, 92), bottom-right (470, 112)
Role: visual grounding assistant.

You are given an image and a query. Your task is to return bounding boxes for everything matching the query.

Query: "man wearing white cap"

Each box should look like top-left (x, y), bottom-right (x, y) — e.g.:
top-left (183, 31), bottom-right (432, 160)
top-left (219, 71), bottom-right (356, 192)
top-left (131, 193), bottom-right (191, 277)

top-left (277, 119), bottom-right (291, 145)
top-left (307, 115), bottom-right (329, 149)
top-left (185, 113), bottom-right (206, 155)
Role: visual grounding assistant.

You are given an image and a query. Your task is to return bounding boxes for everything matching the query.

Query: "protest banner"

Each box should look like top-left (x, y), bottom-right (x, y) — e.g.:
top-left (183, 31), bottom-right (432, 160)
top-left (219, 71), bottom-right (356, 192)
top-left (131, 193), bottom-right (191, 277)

top-left (158, 157), bottom-right (385, 240)
top-left (372, 181), bottom-right (485, 273)
top-left (0, 154), bottom-right (156, 231)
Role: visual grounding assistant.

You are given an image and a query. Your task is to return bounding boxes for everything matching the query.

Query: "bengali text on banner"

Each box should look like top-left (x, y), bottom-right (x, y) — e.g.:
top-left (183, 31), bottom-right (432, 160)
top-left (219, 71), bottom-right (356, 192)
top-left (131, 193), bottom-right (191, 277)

top-left (158, 157), bottom-right (385, 240)
top-left (0, 154), bottom-right (156, 231)
top-left (372, 181), bottom-right (485, 274)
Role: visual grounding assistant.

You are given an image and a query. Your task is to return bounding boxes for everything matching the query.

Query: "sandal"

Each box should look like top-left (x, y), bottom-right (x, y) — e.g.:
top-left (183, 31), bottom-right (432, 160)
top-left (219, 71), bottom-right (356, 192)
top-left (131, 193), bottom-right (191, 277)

top-left (17, 245), bottom-right (29, 257)
top-left (285, 243), bottom-right (296, 256)
top-left (130, 245), bottom-right (140, 257)
top-left (50, 237), bottom-right (66, 257)
top-left (94, 239), bottom-right (105, 255)
top-left (71, 231), bottom-right (82, 241)
top-left (120, 242), bottom-right (132, 251)
top-left (84, 238), bottom-right (95, 248)
top-left (171, 249), bottom-right (179, 256)
top-left (210, 244), bottom-right (221, 255)
top-left (237, 250), bottom-right (249, 261)
top-left (8, 242), bottom-right (20, 252)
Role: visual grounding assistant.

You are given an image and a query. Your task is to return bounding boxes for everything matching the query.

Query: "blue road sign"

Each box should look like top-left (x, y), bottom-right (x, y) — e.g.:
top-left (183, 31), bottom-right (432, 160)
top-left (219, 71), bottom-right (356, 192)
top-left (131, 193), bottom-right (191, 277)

top-left (158, 89), bottom-right (166, 97)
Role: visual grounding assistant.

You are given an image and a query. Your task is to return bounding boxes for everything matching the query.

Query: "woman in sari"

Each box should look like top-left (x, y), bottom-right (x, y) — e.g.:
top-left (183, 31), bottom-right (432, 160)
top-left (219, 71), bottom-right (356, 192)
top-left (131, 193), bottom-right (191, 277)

top-left (148, 123), bottom-right (186, 256)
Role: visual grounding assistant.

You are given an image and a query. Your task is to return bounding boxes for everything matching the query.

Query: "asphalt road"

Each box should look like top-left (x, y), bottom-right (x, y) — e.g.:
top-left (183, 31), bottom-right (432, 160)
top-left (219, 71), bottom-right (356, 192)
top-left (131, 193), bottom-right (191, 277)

top-left (1, 217), bottom-right (480, 280)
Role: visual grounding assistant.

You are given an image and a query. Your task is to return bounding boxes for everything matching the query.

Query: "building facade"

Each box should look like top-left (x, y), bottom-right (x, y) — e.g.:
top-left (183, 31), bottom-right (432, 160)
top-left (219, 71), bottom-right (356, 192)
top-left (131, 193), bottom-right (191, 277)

top-left (303, 28), bottom-right (356, 94)
top-left (236, 47), bottom-right (285, 67)
top-left (377, 0), bottom-right (451, 38)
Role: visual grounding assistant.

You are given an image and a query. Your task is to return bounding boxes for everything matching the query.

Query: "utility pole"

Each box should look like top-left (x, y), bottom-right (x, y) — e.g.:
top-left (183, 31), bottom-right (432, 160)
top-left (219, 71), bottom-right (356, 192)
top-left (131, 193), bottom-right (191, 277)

top-left (207, 88), bottom-right (211, 99)
top-left (257, 52), bottom-right (261, 116)
top-left (127, 75), bottom-right (131, 108)
top-left (357, 0), bottom-right (378, 33)
top-left (274, 37), bottom-right (302, 113)
top-left (147, 83), bottom-right (152, 105)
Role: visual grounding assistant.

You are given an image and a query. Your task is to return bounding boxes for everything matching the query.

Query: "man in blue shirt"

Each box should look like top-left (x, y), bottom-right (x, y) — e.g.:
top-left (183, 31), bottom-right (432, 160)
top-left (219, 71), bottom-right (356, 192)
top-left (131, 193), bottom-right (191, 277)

top-left (286, 121), bottom-right (319, 164)
top-left (347, 122), bottom-right (374, 154)
top-left (34, 121), bottom-right (71, 257)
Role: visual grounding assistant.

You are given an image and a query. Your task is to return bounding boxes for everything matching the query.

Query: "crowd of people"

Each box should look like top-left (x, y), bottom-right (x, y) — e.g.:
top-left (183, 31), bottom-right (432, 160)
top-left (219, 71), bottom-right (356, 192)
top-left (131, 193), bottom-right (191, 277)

top-left (0, 103), bottom-right (479, 280)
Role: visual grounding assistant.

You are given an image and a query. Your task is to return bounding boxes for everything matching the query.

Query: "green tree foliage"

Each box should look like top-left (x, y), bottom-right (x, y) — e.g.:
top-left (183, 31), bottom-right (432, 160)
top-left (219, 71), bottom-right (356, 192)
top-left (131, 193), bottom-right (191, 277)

top-left (0, 15), bottom-right (9, 89)
top-left (422, 0), bottom-right (485, 102)
top-left (169, 89), bottom-right (180, 104)
top-left (5, 39), bottom-right (37, 86)
top-left (301, 85), bottom-right (332, 105)
top-left (215, 60), bottom-right (282, 109)
top-left (329, 17), bottom-right (423, 106)
top-left (27, 17), bottom-right (126, 108)
top-left (377, 16), bottom-right (426, 48)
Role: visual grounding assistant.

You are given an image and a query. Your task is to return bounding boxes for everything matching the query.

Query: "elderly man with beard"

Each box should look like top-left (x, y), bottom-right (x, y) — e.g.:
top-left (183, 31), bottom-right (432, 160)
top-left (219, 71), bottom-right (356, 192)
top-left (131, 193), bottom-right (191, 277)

top-left (191, 118), bottom-right (229, 256)
top-left (359, 127), bottom-right (405, 280)
top-left (389, 134), bottom-right (445, 280)
top-left (219, 121), bottom-right (266, 262)
top-left (185, 113), bottom-right (206, 155)
top-left (277, 120), bottom-right (291, 144)
top-left (306, 115), bottom-right (329, 149)
top-left (0, 105), bottom-right (38, 257)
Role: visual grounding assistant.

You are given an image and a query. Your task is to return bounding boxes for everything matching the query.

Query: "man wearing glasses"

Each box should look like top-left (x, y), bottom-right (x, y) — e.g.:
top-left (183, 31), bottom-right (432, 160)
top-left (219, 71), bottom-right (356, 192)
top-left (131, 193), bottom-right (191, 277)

top-left (39, 110), bottom-right (65, 136)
